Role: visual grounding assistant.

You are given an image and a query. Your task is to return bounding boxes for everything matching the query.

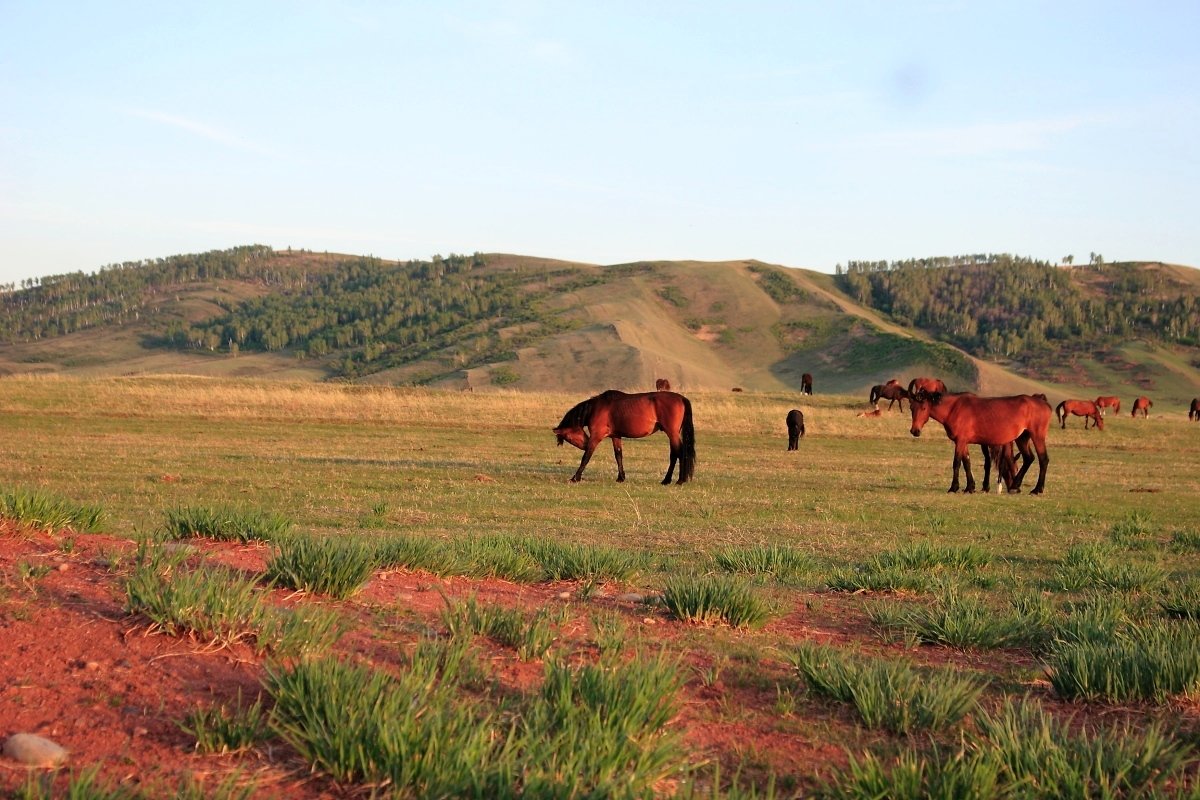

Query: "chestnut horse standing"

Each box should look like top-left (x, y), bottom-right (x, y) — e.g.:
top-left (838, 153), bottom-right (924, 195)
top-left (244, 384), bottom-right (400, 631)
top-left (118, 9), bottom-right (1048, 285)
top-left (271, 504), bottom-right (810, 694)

top-left (801, 373), bottom-right (813, 395)
top-left (1131, 396), bottom-right (1153, 418)
top-left (655, 378), bottom-right (671, 391)
top-left (1095, 396), bottom-right (1121, 416)
top-left (1191, 398), bottom-right (1200, 421)
top-left (553, 390), bottom-right (695, 484)
top-left (869, 380), bottom-right (909, 411)
top-left (786, 409), bottom-right (805, 450)
top-left (1055, 399), bottom-right (1105, 430)
top-left (909, 390), bottom-right (1051, 495)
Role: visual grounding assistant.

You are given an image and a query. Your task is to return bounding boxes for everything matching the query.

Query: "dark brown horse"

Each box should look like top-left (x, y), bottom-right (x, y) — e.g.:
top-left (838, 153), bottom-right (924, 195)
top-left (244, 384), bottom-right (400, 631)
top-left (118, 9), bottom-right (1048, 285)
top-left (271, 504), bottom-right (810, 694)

top-left (655, 378), bottom-right (671, 391)
top-left (907, 377), bottom-right (948, 396)
top-left (909, 390), bottom-right (1051, 495)
top-left (1131, 396), bottom-right (1153, 418)
top-left (553, 390), bottom-right (695, 484)
top-left (1191, 398), bottom-right (1200, 421)
top-left (786, 409), bottom-right (805, 450)
top-left (869, 380), bottom-right (909, 411)
top-left (801, 373), bottom-right (813, 395)
top-left (1055, 399), bottom-right (1105, 430)
top-left (1095, 395), bottom-right (1121, 416)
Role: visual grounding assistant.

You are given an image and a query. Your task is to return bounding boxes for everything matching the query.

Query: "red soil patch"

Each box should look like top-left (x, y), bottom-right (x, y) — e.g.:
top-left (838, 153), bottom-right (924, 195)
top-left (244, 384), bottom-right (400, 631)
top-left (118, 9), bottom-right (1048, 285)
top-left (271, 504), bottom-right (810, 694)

top-left (0, 525), bottom-right (861, 797)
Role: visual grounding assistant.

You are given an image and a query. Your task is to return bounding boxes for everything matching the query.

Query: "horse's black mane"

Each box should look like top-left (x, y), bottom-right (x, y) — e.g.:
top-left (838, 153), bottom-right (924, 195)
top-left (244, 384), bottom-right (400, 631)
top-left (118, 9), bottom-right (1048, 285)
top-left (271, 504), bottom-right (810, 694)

top-left (556, 390), bottom-right (627, 429)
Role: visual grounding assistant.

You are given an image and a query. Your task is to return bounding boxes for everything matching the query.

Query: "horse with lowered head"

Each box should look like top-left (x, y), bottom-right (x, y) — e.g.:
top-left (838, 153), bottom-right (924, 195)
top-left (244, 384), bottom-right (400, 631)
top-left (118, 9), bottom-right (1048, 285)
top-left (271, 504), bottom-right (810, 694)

top-left (1056, 399), bottom-right (1105, 430)
top-left (553, 390), bottom-right (695, 484)
top-left (909, 389), bottom-right (1051, 495)
top-left (801, 373), bottom-right (813, 395)
top-left (1191, 398), bottom-right (1200, 421)
top-left (786, 409), bottom-right (805, 450)
top-left (1132, 396), bottom-right (1153, 418)
top-left (869, 380), bottom-right (909, 411)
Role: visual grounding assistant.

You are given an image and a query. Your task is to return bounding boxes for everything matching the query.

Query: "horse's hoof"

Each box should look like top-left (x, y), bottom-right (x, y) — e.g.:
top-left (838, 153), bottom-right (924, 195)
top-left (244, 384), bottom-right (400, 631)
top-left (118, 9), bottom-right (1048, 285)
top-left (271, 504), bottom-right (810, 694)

top-left (947, 488), bottom-right (959, 493)
top-left (616, 476), bottom-right (626, 483)
top-left (569, 476), bottom-right (582, 483)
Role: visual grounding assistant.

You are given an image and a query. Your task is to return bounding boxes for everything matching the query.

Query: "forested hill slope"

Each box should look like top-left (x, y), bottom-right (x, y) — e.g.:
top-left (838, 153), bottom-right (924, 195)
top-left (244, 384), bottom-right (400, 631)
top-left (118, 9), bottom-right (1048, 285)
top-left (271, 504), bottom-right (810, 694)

top-left (1, 246), bottom-right (1198, 401)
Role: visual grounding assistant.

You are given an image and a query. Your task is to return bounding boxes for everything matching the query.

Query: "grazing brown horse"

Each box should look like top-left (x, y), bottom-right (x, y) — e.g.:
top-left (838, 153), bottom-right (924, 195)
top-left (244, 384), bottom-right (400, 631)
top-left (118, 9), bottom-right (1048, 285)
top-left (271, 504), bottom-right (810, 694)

top-left (1055, 399), bottom-right (1105, 430)
top-left (553, 390), bottom-right (695, 484)
top-left (869, 381), bottom-right (909, 411)
top-left (655, 378), bottom-right (671, 391)
top-left (1131, 396), bottom-right (1153, 418)
top-left (1191, 398), bottom-right (1200, 421)
top-left (982, 442), bottom-right (1022, 494)
top-left (909, 390), bottom-right (1051, 495)
top-left (801, 373), bottom-right (813, 395)
top-left (907, 377), bottom-right (948, 396)
top-left (1095, 395), bottom-right (1121, 416)
top-left (786, 409), bottom-right (805, 450)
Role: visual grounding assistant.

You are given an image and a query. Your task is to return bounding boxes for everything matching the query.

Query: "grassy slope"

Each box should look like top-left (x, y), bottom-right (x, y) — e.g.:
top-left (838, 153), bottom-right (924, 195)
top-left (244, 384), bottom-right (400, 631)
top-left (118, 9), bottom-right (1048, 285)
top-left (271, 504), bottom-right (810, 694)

top-left (1, 252), bottom-right (1198, 403)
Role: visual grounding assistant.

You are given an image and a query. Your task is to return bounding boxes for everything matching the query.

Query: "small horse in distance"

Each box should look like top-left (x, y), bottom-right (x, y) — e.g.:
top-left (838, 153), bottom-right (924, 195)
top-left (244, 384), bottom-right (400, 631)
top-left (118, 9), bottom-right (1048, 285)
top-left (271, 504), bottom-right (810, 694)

top-left (1095, 395), bottom-right (1121, 416)
top-left (1191, 398), bottom-right (1200, 421)
top-left (909, 389), bottom-right (1051, 495)
top-left (1131, 396), bottom-right (1153, 418)
top-left (786, 409), bottom-right (805, 450)
top-left (553, 390), bottom-right (696, 484)
top-left (1055, 399), bottom-right (1105, 430)
top-left (801, 373), bottom-right (813, 395)
top-left (869, 380), bottom-right (909, 411)
top-left (907, 376), bottom-right (948, 396)
top-left (655, 378), bottom-right (671, 391)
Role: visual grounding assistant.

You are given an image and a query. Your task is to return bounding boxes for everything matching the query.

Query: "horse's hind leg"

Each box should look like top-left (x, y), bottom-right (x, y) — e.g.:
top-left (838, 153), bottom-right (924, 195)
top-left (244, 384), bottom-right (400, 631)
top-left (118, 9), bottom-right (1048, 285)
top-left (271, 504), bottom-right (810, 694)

top-left (1009, 434), bottom-right (1035, 492)
top-left (663, 431), bottom-right (683, 485)
top-left (957, 444), bottom-right (976, 493)
top-left (611, 438), bottom-right (625, 482)
top-left (571, 436), bottom-right (602, 482)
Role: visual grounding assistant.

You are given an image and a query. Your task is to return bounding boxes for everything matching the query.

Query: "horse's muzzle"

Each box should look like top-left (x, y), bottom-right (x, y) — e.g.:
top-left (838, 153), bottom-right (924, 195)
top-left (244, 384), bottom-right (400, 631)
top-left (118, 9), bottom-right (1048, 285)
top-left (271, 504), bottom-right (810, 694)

top-left (910, 429), bottom-right (921, 437)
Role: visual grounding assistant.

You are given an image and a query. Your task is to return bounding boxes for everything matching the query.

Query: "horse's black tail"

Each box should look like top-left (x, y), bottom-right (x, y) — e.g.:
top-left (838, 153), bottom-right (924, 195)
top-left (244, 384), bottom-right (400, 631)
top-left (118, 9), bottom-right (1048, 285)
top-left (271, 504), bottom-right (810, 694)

top-left (678, 397), bottom-right (696, 482)
top-left (869, 386), bottom-right (880, 405)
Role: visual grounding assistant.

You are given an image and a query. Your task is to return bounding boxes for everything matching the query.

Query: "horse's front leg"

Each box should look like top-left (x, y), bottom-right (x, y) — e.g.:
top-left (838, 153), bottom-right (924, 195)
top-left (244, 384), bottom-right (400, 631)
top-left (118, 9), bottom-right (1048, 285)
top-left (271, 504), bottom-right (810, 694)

top-left (981, 447), bottom-right (993, 493)
top-left (570, 435), bottom-right (602, 482)
top-left (611, 438), bottom-right (625, 482)
top-left (959, 445), bottom-right (976, 493)
top-left (948, 451), bottom-right (962, 493)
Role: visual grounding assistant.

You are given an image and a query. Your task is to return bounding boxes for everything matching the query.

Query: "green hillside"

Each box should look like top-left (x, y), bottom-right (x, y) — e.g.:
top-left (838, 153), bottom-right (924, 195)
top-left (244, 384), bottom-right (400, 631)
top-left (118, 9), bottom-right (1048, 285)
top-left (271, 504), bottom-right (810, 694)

top-left (1, 246), bottom-right (1198, 403)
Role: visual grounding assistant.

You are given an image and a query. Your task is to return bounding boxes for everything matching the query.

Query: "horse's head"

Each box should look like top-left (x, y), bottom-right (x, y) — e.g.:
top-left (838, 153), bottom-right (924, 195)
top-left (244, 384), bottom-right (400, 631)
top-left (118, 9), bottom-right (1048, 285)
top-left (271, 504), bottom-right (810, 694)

top-left (553, 426), bottom-right (586, 450)
top-left (1093, 412), bottom-right (1105, 430)
top-left (909, 390), bottom-right (938, 436)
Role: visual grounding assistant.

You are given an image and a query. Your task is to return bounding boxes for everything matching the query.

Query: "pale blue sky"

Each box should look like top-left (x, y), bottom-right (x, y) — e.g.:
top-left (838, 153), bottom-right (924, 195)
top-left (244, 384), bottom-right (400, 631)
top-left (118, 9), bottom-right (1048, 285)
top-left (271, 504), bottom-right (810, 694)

top-left (2, 1), bottom-right (1197, 285)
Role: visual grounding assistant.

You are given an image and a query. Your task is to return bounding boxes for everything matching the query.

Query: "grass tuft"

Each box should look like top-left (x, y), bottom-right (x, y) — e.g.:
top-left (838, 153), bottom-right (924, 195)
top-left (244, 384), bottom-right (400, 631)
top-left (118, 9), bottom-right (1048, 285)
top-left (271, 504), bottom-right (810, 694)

top-left (712, 543), bottom-right (814, 581)
top-left (662, 574), bottom-right (776, 628)
top-left (181, 692), bottom-right (270, 754)
top-left (162, 505), bottom-right (291, 543)
top-left (1046, 620), bottom-right (1200, 702)
top-left (264, 534), bottom-right (377, 598)
top-left (0, 487), bottom-right (104, 533)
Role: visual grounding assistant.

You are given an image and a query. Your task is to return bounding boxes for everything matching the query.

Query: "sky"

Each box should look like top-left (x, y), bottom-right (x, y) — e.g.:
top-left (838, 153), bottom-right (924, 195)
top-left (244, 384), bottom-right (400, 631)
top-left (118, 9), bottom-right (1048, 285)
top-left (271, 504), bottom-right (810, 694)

top-left (2, 2), bottom-right (1198, 286)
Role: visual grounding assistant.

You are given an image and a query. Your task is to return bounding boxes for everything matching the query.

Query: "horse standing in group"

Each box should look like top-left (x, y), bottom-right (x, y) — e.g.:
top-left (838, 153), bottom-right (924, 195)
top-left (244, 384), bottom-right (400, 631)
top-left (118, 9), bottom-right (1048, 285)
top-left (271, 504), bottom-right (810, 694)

top-left (1191, 398), bottom-right (1200, 421)
top-left (869, 380), bottom-right (909, 411)
top-left (1095, 396), bottom-right (1121, 416)
top-left (655, 378), bottom-right (671, 391)
top-left (907, 376), bottom-right (947, 396)
top-left (1132, 396), bottom-right (1153, 418)
top-left (801, 373), bottom-right (813, 395)
top-left (909, 390), bottom-right (1051, 495)
top-left (553, 390), bottom-right (696, 484)
top-left (786, 409), bottom-right (805, 450)
top-left (1055, 399), bottom-right (1105, 430)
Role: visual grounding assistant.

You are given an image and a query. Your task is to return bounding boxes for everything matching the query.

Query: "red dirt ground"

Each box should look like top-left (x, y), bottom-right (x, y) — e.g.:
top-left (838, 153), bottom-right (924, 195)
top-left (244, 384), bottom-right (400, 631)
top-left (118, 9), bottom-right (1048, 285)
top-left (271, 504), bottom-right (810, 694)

top-left (0, 523), bottom-right (876, 798)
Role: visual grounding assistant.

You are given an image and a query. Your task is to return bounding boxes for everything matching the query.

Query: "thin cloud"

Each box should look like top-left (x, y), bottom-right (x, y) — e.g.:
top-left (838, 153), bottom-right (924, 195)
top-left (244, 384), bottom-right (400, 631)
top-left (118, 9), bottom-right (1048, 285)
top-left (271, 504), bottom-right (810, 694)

top-left (127, 109), bottom-right (281, 157)
top-left (849, 115), bottom-right (1101, 157)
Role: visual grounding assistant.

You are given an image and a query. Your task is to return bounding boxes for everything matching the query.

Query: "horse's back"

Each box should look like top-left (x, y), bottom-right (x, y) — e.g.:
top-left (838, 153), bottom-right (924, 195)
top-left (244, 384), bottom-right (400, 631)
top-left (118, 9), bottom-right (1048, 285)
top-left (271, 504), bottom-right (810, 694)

top-left (949, 394), bottom-right (1049, 442)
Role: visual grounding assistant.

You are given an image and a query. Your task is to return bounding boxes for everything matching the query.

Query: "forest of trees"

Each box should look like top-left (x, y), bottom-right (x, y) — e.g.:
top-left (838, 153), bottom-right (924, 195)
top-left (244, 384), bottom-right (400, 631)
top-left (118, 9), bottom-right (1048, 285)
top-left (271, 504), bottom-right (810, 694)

top-left (0, 246), bottom-right (279, 343)
top-left (834, 255), bottom-right (1198, 365)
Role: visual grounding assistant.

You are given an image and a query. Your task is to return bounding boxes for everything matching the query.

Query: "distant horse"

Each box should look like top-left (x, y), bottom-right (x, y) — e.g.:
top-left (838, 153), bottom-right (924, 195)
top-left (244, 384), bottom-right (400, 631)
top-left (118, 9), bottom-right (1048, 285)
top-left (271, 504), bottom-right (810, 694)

top-left (1095, 396), bottom-right (1121, 416)
top-left (1055, 399), bottom-right (1105, 430)
top-left (1191, 398), bottom-right (1200, 421)
top-left (907, 377), bottom-right (948, 397)
top-left (1131, 396), bottom-right (1153, 418)
top-left (801, 373), bottom-right (813, 395)
top-left (786, 409), bottom-right (805, 450)
top-left (655, 378), bottom-right (671, 391)
top-left (909, 390), bottom-right (1051, 495)
top-left (553, 390), bottom-right (695, 484)
top-left (869, 381), bottom-right (909, 411)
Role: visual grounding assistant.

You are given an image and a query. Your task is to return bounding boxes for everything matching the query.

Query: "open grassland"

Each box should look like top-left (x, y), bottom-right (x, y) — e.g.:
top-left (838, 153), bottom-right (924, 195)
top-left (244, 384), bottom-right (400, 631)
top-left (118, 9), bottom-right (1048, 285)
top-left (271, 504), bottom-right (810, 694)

top-left (3, 375), bottom-right (1200, 797)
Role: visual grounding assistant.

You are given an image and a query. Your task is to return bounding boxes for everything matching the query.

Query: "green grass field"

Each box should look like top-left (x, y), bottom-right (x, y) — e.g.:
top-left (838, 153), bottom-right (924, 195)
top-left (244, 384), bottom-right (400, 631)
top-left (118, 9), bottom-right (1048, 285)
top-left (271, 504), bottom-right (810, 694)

top-left (4, 375), bottom-right (1200, 796)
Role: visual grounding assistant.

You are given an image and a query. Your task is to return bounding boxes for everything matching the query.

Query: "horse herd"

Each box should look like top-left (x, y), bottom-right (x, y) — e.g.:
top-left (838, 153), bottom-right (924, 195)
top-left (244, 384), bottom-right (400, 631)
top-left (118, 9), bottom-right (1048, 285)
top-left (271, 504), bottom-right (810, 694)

top-left (551, 378), bottom-right (1200, 494)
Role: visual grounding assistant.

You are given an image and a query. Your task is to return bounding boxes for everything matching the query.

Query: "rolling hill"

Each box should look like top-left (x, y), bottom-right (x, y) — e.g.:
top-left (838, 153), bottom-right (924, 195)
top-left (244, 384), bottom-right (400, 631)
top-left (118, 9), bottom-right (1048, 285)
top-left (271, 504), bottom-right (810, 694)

top-left (1, 246), bottom-right (1198, 404)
